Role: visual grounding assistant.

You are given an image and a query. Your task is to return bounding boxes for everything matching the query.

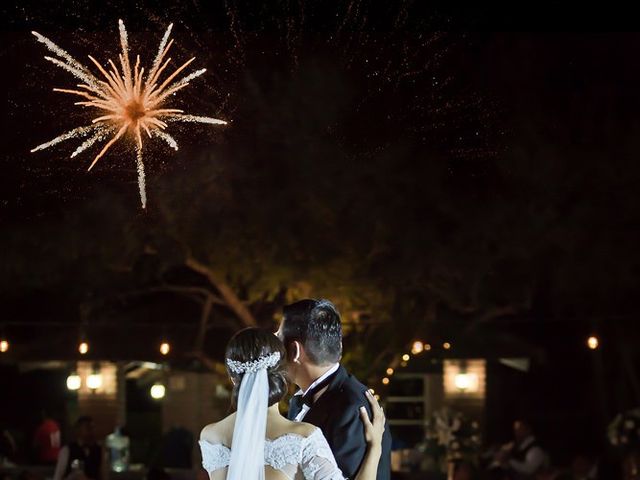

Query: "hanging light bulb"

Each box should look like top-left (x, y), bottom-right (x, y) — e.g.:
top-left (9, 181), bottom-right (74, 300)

top-left (425, 343), bottom-right (432, 351)
top-left (402, 353), bottom-right (410, 361)
top-left (150, 384), bottom-right (166, 400)
top-left (386, 368), bottom-right (394, 376)
top-left (66, 372), bottom-right (81, 390)
top-left (587, 336), bottom-right (599, 350)
top-left (443, 342), bottom-right (451, 350)
top-left (87, 365), bottom-right (102, 390)
top-left (160, 341), bottom-right (170, 355)
top-left (78, 341), bottom-right (89, 355)
top-left (0, 339), bottom-right (9, 353)
top-left (411, 341), bottom-right (424, 354)
top-left (382, 377), bottom-right (390, 385)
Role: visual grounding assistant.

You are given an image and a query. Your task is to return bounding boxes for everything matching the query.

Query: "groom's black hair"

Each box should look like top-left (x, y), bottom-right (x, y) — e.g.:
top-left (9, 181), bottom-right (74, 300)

top-left (281, 299), bottom-right (342, 366)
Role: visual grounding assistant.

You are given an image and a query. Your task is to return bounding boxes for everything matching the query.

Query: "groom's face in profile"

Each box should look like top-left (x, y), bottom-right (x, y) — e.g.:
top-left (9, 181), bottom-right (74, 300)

top-left (276, 299), bottom-right (343, 378)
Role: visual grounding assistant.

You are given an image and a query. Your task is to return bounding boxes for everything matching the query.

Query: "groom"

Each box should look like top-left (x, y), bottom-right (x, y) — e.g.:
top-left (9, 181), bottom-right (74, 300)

top-left (277, 299), bottom-right (391, 479)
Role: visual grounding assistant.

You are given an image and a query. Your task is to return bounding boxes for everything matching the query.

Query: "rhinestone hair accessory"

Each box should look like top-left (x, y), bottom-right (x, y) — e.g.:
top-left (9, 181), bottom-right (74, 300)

top-left (226, 352), bottom-right (281, 374)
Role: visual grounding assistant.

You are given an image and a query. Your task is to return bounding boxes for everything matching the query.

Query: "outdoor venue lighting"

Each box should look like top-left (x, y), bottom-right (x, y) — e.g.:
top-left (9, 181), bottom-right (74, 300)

top-left (454, 372), bottom-right (479, 392)
top-left (150, 383), bottom-right (166, 400)
top-left (87, 368), bottom-right (103, 390)
top-left (587, 336), bottom-right (599, 350)
top-left (78, 341), bottom-right (89, 355)
top-left (66, 372), bottom-right (81, 390)
top-left (160, 342), bottom-right (170, 355)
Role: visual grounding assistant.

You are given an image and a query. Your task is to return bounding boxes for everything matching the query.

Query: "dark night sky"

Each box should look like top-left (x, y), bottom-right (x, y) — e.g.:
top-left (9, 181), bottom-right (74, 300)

top-left (2, 0), bottom-right (640, 455)
top-left (2, 4), bottom-right (640, 346)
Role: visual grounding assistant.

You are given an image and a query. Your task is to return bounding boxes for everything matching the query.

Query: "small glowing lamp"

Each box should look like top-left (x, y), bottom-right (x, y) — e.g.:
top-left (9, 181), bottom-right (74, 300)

top-left (150, 383), bottom-right (166, 399)
top-left (160, 342), bottom-right (170, 355)
top-left (78, 342), bottom-right (89, 355)
top-left (66, 373), bottom-right (81, 390)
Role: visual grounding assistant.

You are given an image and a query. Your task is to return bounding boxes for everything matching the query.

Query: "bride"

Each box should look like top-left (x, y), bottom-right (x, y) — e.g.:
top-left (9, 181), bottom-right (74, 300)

top-left (199, 328), bottom-right (385, 480)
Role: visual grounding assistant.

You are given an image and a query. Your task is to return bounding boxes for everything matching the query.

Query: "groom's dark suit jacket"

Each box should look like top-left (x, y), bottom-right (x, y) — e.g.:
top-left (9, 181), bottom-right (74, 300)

top-left (288, 365), bottom-right (392, 480)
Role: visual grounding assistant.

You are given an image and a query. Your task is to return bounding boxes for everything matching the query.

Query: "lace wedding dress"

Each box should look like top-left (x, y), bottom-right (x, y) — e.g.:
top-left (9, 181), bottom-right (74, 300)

top-left (199, 427), bottom-right (346, 480)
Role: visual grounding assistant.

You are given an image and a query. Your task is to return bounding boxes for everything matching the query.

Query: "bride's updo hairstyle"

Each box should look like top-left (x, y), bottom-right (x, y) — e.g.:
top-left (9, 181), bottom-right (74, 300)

top-left (225, 327), bottom-right (288, 408)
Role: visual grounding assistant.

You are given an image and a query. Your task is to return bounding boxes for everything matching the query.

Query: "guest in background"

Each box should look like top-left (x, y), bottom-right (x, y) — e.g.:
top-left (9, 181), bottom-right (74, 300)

top-left (33, 411), bottom-right (61, 465)
top-left (53, 416), bottom-right (103, 480)
top-left (492, 419), bottom-right (549, 480)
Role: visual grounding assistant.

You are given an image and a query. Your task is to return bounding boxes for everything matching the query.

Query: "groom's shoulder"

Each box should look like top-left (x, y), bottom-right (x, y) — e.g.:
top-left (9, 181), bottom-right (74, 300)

top-left (331, 368), bottom-right (369, 406)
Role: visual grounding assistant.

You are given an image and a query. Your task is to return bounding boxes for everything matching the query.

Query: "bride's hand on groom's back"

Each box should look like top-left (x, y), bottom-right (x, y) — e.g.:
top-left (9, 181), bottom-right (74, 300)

top-left (359, 390), bottom-right (385, 448)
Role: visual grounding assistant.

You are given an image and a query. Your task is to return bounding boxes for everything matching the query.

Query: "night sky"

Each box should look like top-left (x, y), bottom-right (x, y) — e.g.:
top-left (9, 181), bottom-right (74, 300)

top-left (2, 0), bottom-right (640, 459)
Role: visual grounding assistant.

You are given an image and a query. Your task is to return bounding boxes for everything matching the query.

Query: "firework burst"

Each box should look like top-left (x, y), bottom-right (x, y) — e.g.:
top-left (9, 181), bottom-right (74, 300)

top-left (31, 20), bottom-right (227, 208)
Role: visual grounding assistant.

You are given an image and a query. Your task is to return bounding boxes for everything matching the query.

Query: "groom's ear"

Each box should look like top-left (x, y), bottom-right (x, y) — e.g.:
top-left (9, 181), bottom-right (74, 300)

top-left (291, 340), bottom-right (303, 364)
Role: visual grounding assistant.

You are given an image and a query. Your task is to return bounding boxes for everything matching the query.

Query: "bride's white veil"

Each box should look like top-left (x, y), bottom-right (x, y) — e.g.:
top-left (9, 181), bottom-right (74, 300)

top-left (226, 352), bottom-right (281, 480)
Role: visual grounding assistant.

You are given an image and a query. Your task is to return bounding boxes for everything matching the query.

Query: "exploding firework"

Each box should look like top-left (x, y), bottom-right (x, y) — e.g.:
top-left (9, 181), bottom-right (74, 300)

top-left (30, 20), bottom-right (227, 208)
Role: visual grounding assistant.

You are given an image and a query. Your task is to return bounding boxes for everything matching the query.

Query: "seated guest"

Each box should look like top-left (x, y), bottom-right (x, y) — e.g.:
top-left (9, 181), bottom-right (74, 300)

top-left (53, 416), bottom-right (103, 480)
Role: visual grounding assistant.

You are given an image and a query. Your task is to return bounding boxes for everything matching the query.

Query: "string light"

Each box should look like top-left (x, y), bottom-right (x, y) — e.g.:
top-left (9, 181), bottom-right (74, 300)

top-left (150, 383), bottom-right (166, 400)
top-left (78, 341), bottom-right (89, 355)
top-left (443, 342), bottom-right (451, 350)
top-left (400, 361), bottom-right (408, 367)
top-left (587, 336), bottom-right (599, 350)
top-left (411, 341), bottom-right (424, 355)
top-left (66, 372), bottom-right (81, 390)
top-left (382, 377), bottom-right (390, 385)
top-left (386, 368), bottom-right (394, 376)
top-left (425, 343), bottom-right (432, 351)
top-left (160, 342), bottom-right (170, 355)
top-left (0, 339), bottom-right (9, 353)
top-left (402, 353), bottom-right (410, 361)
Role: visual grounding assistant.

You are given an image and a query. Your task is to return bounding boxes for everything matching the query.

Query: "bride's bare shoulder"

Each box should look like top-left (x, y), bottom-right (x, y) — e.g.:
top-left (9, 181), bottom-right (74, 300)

top-left (200, 414), bottom-right (236, 444)
top-left (287, 420), bottom-right (319, 438)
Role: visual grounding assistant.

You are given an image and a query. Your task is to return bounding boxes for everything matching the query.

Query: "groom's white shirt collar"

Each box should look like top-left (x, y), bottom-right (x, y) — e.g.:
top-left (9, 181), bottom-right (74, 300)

top-left (293, 363), bottom-right (340, 421)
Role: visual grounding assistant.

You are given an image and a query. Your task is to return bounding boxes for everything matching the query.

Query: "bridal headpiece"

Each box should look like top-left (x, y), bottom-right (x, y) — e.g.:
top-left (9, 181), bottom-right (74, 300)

top-left (226, 352), bottom-right (281, 374)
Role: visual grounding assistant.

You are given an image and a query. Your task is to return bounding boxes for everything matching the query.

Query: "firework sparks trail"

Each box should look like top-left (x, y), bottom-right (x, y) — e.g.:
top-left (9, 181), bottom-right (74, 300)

top-left (30, 20), bottom-right (228, 208)
top-left (71, 126), bottom-right (116, 158)
top-left (152, 130), bottom-right (179, 151)
top-left (135, 145), bottom-right (146, 208)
